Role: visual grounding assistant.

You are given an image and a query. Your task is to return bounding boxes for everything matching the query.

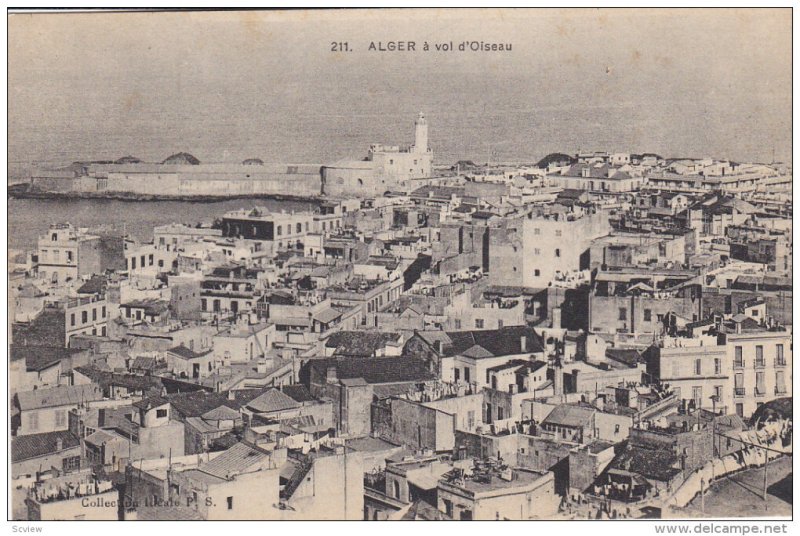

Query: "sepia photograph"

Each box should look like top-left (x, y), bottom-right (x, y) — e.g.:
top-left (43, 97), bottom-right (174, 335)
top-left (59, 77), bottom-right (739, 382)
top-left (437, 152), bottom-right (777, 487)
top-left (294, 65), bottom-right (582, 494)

top-left (5, 7), bottom-right (794, 526)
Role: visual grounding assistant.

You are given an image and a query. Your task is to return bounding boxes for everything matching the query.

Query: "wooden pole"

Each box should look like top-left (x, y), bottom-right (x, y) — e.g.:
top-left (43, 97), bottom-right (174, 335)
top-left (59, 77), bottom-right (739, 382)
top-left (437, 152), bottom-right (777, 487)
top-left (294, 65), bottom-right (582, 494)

top-left (700, 477), bottom-right (705, 515)
top-left (763, 447), bottom-right (769, 503)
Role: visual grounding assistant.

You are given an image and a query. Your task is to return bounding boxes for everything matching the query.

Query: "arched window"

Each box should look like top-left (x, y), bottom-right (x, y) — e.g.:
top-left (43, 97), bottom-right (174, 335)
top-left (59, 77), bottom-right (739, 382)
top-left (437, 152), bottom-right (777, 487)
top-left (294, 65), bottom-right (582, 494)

top-left (392, 480), bottom-right (400, 499)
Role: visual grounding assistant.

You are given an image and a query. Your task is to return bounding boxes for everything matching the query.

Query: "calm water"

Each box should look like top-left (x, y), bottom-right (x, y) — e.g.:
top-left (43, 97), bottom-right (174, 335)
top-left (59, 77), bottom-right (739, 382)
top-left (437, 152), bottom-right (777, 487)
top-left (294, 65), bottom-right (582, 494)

top-left (7, 197), bottom-right (314, 251)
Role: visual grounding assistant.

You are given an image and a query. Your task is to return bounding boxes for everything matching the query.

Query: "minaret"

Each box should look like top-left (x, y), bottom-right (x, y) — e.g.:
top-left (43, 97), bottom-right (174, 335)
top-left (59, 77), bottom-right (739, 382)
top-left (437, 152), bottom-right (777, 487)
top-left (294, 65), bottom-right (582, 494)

top-left (414, 112), bottom-right (428, 154)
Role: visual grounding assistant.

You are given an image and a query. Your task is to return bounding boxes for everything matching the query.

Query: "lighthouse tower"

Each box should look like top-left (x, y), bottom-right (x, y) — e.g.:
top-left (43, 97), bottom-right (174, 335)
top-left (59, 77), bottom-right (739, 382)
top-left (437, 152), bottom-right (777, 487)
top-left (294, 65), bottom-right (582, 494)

top-left (413, 112), bottom-right (428, 154)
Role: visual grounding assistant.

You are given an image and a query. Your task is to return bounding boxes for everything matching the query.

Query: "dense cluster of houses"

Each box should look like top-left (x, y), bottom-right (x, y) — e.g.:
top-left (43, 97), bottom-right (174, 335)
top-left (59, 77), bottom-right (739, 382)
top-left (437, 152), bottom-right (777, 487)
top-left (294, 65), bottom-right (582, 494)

top-left (8, 151), bottom-right (792, 520)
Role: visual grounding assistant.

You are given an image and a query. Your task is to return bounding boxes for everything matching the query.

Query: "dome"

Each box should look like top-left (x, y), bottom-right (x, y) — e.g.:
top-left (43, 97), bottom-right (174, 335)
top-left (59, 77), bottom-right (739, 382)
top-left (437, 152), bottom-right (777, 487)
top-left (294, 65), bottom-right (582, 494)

top-left (162, 152), bottom-right (200, 165)
top-left (242, 158), bottom-right (264, 165)
top-left (115, 155), bottom-right (142, 164)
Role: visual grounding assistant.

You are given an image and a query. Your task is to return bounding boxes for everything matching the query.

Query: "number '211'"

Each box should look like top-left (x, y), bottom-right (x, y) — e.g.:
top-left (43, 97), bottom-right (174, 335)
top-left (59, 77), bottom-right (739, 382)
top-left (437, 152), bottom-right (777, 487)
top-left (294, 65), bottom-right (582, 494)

top-left (331, 42), bottom-right (350, 52)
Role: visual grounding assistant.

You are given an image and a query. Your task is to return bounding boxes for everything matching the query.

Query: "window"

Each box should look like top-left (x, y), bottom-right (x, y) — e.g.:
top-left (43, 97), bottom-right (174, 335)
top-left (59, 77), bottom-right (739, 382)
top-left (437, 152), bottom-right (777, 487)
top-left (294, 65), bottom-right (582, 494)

top-left (227, 497), bottom-right (233, 510)
top-left (81, 311), bottom-right (88, 323)
top-left (148, 254), bottom-right (154, 266)
top-left (55, 410), bottom-right (66, 427)
top-left (296, 223), bottom-right (302, 233)
top-left (734, 346), bottom-right (743, 368)
top-left (27, 412), bottom-right (39, 431)
top-left (497, 407), bottom-right (504, 420)
top-left (454, 319), bottom-right (461, 329)
top-left (70, 313), bottom-right (76, 327)
top-left (101, 306), bottom-right (106, 318)
top-left (92, 308), bottom-right (97, 321)
top-left (156, 409), bottom-right (168, 418)
top-left (454, 368), bottom-right (460, 382)
top-left (555, 230), bottom-right (562, 237)
top-left (755, 346), bottom-right (765, 367)
top-left (497, 319), bottom-right (504, 329)
top-left (444, 500), bottom-right (453, 518)
top-left (695, 359), bottom-right (702, 376)
top-left (775, 371), bottom-right (786, 394)
top-left (734, 373), bottom-right (745, 397)
top-left (534, 228), bottom-right (541, 236)
top-left (692, 386), bottom-right (703, 408)
top-left (464, 368), bottom-right (470, 383)
top-left (614, 424), bottom-right (620, 435)
top-left (618, 308), bottom-right (627, 321)
top-left (714, 385), bottom-right (723, 401)
top-left (555, 248), bottom-right (561, 257)
top-left (277, 225), bottom-right (282, 236)
top-left (776, 344), bottom-right (785, 365)
top-left (534, 248), bottom-right (541, 255)
top-left (534, 269), bottom-right (540, 277)
top-left (643, 309), bottom-right (652, 322)
top-left (62, 456), bottom-right (81, 472)
top-left (131, 257), bottom-right (136, 270)
top-left (475, 319), bottom-right (484, 329)
top-left (755, 372), bottom-right (765, 396)
top-left (714, 358), bottom-right (721, 375)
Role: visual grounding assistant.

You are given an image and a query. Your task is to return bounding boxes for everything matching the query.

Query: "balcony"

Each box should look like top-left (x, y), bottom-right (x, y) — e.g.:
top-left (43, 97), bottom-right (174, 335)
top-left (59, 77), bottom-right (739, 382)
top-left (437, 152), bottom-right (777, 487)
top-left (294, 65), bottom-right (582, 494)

top-left (734, 388), bottom-right (745, 398)
top-left (775, 359), bottom-right (787, 368)
top-left (733, 360), bottom-right (744, 370)
top-left (754, 359), bottom-right (766, 369)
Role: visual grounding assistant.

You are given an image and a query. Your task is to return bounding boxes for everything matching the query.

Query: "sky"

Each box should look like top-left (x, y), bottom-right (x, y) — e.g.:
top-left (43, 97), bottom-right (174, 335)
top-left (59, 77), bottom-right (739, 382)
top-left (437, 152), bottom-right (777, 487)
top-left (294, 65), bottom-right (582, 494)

top-left (8, 8), bottom-right (793, 166)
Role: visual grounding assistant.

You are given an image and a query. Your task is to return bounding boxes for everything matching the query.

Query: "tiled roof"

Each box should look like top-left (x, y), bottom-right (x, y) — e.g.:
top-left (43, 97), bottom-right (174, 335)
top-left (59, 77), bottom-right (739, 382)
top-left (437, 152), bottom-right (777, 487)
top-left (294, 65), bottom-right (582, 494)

top-left (168, 344), bottom-right (213, 360)
top-left (74, 366), bottom-right (162, 393)
top-left (11, 344), bottom-right (82, 372)
top-left (16, 384), bottom-right (103, 411)
top-left (11, 430), bottom-right (80, 462)
top-left (198, 442), bottom-right (270, 479)
top-left (167, 391), bottom-right (239, 418)
top-left (605, 348), bottom-right (643, 367)
top-left (246, 388), bottom-right (301, 414)
top-left (77, 275), bottom-right (108, 295)
top-left (542, 404), bottom-right (596, 428)
top-left (202, 405), bottom-right (241, 421)
top-left (324, 331), bottom-right (401, 357)
top-left (85, 429), bottom-right (124, 446)
top-left (310, 356), bottom-right (436, 385)
top-left (280, 385), bottom-right (317, 403)
top-left (610, 444), bottom-right (681, 483)
top-left (418, 325), bottom-right (544, 358)
top-left (12, 308), bottom-right (66, 347)
top-left (132, 395), bottom-right (169, 411)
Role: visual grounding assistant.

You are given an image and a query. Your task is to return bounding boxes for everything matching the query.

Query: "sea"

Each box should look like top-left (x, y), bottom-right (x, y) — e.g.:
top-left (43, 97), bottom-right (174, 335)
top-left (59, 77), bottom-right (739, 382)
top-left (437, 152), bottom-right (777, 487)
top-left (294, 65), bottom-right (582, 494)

top-left (7, 197), bottom-right (315, 252)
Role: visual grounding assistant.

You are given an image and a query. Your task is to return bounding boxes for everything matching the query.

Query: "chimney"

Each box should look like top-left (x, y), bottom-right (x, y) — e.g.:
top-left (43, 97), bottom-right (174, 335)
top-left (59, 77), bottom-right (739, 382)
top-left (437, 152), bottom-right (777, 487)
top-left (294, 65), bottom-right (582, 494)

top-left (98, 408), bottom-right (106, 428)
top-left (552, 307), bottom-right (562, 330)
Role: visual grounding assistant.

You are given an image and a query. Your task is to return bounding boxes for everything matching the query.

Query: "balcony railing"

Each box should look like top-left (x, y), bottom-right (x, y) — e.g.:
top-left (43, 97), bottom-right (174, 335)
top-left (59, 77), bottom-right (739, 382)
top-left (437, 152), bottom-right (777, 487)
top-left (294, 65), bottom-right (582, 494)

top-left (754, 359), bottom-right (766, 369)
top-left (733, 360), bottom-right (744, 369)
top-left (734, 388), bottom-right (745, 397)
top-left (775, 358), bottom-right (787, 367)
